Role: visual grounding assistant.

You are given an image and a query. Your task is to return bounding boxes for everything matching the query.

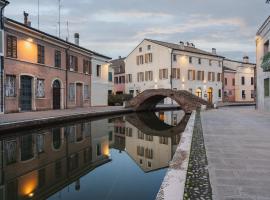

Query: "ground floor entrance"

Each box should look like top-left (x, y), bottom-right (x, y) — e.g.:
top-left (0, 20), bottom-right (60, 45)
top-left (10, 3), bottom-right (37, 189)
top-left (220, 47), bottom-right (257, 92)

top-left (207, 88), bottom-right (213, 103)
top-left (20, 76), bottom-right (32, 111)
top-left (53, 80), bottom-right (61, 110)
top-left (76, 83), bottom-right (83, 107)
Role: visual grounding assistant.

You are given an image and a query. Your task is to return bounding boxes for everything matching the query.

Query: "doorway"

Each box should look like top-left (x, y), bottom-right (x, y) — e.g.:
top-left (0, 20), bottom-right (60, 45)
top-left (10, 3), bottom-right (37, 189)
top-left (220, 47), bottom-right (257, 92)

top-left (53, 80), bottom-right (61, 110)
top-left (76, 83), bottom-right (83, 107)
top-left (195, 88), bottom-right (202, 98)
top-left (207, 88), bottom-right (213, 103)
top-left (20, 76), bottom-right (32, 111)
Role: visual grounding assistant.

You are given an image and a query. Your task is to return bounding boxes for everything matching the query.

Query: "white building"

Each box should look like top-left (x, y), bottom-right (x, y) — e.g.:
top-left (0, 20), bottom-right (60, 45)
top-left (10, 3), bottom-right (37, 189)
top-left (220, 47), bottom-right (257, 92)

top-left (223, 58), bottom-right (256, 102)
top-left (91, 60), bottom-right (113, 106)
top-left (256, 16), bottom-right (270, 112)
top-left (125, 39), bottom-right (223, 104)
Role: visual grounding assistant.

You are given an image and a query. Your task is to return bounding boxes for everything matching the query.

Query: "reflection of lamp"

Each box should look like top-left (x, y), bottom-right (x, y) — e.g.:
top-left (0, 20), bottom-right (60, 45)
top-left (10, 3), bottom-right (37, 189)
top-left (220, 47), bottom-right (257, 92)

top-left (27, 38), bottom-right (33, 43)
top-left (28, 193), bottom-right (34, 198)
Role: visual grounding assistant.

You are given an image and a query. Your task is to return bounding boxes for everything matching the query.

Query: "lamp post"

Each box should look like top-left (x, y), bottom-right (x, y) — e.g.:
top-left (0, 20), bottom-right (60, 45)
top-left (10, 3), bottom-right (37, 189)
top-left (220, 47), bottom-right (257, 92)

top-left (0, 0), bottom-right (9, 114)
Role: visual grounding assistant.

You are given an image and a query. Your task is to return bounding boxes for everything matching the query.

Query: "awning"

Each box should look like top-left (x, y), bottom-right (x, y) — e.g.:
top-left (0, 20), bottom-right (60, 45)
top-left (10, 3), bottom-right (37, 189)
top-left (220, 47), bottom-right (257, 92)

top-left (261, 52), bottom-right (270, 72)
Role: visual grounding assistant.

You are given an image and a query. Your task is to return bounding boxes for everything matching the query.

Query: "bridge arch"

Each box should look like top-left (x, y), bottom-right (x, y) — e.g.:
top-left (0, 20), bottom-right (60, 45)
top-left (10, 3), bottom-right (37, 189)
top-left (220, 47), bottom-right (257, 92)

top-left (125, 89), bottom-right (212, 113)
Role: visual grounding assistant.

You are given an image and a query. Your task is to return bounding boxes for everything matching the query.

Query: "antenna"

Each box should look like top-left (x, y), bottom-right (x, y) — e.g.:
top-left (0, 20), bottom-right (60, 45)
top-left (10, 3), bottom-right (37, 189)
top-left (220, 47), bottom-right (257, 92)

top-left (58, 0), bottom-right (61, 38)
top-left (66, 21), bottom-right (70, 41)
top-left (38, 0), bottom-right (40, 29)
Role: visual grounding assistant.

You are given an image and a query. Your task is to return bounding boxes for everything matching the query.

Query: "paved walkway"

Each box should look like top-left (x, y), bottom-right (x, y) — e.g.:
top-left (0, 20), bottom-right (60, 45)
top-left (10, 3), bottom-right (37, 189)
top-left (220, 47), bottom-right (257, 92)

top-left (201, 106), bottom-right (270, 200)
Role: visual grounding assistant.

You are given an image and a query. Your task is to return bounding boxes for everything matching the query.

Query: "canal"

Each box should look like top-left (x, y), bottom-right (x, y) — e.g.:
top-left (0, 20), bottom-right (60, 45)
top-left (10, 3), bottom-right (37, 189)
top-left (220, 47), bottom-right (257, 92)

top-left (0, 110), bottom-right (190, 200)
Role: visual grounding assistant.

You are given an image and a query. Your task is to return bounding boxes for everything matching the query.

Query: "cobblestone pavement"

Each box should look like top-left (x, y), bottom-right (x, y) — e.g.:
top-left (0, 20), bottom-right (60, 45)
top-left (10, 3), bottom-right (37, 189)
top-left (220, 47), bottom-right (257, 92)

top-left (201, 106), bottom-right (270, 200)
top-left (184, 111), bottom-right (212, 200)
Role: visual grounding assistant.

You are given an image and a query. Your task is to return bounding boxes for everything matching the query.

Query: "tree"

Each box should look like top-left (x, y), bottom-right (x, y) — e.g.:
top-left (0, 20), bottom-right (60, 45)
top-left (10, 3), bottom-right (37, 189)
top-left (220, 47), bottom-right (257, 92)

top-left (267, 0), bottom-right (270, 3)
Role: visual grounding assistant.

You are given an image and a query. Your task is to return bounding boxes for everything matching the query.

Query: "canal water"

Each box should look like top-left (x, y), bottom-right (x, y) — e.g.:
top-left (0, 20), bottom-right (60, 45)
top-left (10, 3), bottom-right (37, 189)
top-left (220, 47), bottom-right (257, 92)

top-left (0, 110), bottom-right (189, 200)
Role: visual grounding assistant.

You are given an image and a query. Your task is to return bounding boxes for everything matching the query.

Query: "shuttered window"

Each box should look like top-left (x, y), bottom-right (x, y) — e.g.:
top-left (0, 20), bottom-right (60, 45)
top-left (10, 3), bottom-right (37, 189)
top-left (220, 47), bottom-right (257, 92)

top-left (172, 68), bottom-right (180, 79)
top-left (37, 44), bottom-right (45, 64)
top-left (6, 35), bottom-right (17, 58)
top-left (83, 59), bottom-right (92, 74)
top-left (55, 50), bottom-right (61, 68)
top-left (264, 78), bottom-right (270, 97)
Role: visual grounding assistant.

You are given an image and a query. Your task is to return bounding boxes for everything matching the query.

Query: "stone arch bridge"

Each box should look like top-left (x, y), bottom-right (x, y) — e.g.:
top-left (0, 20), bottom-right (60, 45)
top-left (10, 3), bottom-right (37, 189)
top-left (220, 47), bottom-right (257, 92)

top-left (125, 89), bottom-right (213, 113)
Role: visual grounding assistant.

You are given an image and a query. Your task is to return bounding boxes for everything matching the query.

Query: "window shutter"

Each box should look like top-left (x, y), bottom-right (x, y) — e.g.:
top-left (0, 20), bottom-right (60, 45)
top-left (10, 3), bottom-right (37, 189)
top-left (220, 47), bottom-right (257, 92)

top-left (159, 69), bottom-right (162, 80)
top-left (7, 35), bottom-right (12, 57)
top-left (177, 69), bottom-right (180, 79)
top-left (208, 72), bottom-right (211, 81)
top-left (145, 72), bottom-right (148, 81)
top-left (212, 72), bottom-right (215, 82)
top-left (202, 71), bottom-right (205, 81)
top-left (75, 57), bottom-right (78, 71)
top-left (192, 70), bottom-right (195, 80)
top-left (12, 36), bottom-right (17, 58)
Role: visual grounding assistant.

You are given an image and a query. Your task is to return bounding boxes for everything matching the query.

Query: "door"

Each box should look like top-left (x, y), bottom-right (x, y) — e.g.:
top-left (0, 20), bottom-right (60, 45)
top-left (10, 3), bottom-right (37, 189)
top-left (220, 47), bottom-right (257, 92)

top-left (76, 83), bottom-right (83, 107)
top-left (207, 88), bottom-right (213, 103)
top-left (53, 80), bottom-right (61, 110)
top-left (20, 76), bottom-right (32, 111)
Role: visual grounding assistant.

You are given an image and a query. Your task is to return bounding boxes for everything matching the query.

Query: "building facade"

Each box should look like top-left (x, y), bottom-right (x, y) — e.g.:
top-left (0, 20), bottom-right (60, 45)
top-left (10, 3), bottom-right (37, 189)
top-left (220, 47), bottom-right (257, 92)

top-left (2, 14), bottom-right (110, 113)
top-left (223, 58), bottom-right (255, 102)
top-left (125, 39), bottom-right (223, 104)
top-left (256, 16), bottom-right (270, 112)
top-left (110, 57), bottom-right (126, 94)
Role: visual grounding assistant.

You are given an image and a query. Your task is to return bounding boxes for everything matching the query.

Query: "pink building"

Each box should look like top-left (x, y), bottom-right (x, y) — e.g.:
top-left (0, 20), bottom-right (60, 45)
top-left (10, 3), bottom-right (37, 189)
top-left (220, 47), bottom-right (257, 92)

top-left (111, 57), bottom-right (125, 94)
top-left (223, 67), bottom-right (236, 102)
top-left (3, 15), bottom-right (110, 113)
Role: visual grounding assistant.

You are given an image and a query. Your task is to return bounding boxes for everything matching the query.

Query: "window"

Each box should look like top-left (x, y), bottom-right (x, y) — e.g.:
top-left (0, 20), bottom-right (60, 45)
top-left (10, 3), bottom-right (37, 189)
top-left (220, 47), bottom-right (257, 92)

top-left (145, 135), bottom-right (153, 141)
top-left (242, 90), bottom-right (246, 99)
top-left (96, 144), bottom-right (101, 156)
top-left (225, 78), bottom-right (228, 86)
top-left (4, 140), bottom-right (17, 165)
top-left (173, 54), bottom-right (177, 62)
top-left (137, 146), bottom-right (144, 156)
top-left (148, 161), bottom-right (152, 168)
top-left (129, 90), bottom-right (134, 95)
top-left (138, 131), bottom-right (144, 139)
top-left (264, 78), bottom-right (270, 97)
top-left (251, 90), bottom-right (255, 99)
top-left (188, 70), bottom-right (196, 81)
top-left (219, 61), bottom-right (222, 67)
top-left (145, 53), bottom-right (153, 63)
top-left (55, 50), bottom-right (61, 68)
top-left (114, 77), bottom-right (118, 84)
top-left (219, 89), bottom-right (222, 98)
top-left (137, 72), bottom-right (144, 82)
top-left (208, 72), bottom-right (215, 82)
top-left (96, 65), bottom-right (101, 77)
top-left (68, 55), bottom-right (78, 71)
top-left (209, 60), bottom-right (212, 66)
top-left (159, 137), bottom-right (168, 145)
top-left (126, 74), bottom-right (132, 83)
top-left (83, 60), bottom-right (92, 74)
top-left (145, 148), bottom-right (153, 159)
top-left (198, 58), bottom-right (201, 65)
top-left (232, 78), bottom-right (235, 86)
top-left (159, 69), bottom-right (168, 80)
top-left (139, 47), bottom-right (142, 52)
top-left (189, 56), bottom-right (192, 64)
top-left (69, 83), bottom-right (75, 101)
top-left (7, 35), bottom-right (17, 58)
top-left (37, 44), bottom-right (45, 64)
top-left (36, 79), bottom-right (45, 98)
top-left (84, 85), bottom-right (90, 99)
top-left (251, 77), bottom-right (254, 86)
top-left (108, 72), bottom-right (113, 82)
top-left (197, 71), bottom-right (204, 81)
top-left (147, 45), bottom-right (151, 50)
top-left (264, 40), bottom-right (269, 56)
top-left (145, 71), bottom-right (153, 81)
top-left (241, 77), bottom-right (245, 85)
top-left (172, 68), bottom-right (180, 79)
top-left (217, 73), bottom-right (221, 82)
top-left (5, 75), bottom-right (16, 97)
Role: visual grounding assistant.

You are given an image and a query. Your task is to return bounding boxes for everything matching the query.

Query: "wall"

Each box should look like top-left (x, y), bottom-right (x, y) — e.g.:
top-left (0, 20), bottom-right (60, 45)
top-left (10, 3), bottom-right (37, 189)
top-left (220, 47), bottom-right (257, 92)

top-left (224, 71), bottom-right (236, 102)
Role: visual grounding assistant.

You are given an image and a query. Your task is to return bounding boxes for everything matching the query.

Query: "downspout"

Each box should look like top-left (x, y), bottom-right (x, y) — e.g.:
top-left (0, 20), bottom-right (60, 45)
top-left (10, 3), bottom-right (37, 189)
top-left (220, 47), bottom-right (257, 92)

top-left (170, 49), bottom-right (173, 90)
top-left (65, 46), bottom-right (70, 109)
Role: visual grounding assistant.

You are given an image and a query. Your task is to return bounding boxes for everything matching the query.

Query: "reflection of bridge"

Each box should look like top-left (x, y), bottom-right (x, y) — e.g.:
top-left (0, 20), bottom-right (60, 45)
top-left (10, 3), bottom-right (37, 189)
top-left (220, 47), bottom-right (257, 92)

top-left (125, 112), bottom-right (190, 137)
top-left (125, 89), bottom-right (212, 113)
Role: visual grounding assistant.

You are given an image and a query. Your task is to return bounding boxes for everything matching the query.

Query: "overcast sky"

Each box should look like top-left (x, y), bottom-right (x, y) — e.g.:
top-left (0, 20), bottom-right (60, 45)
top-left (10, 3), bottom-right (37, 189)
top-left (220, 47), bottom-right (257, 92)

top-left (5, 0), bottom-right (270, 62)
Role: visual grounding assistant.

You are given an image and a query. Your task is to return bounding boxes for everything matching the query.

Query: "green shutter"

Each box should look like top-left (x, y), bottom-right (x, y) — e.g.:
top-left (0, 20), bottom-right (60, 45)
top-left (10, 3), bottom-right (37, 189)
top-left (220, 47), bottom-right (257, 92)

top-left (264, 78), bottom-right (270, 97)
top-left (261, 53), bottom-right (270, 72)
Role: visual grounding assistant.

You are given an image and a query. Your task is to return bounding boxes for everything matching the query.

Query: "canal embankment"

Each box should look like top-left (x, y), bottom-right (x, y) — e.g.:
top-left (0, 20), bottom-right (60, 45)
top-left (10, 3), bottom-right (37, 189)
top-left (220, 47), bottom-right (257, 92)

top-left (0, 105), bottom-right (180, 133)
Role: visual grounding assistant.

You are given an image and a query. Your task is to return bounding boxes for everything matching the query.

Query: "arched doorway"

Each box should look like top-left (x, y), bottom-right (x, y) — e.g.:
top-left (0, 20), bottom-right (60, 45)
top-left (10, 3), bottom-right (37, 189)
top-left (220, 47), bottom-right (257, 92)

top-left (20, 75), bottom-right (33, 111)
top-left (195, 88), bottom-right (202, 98)
top-left (53, 80), bottom-right (61, 110)
top-left (207, 88), bottom-right (213, 103)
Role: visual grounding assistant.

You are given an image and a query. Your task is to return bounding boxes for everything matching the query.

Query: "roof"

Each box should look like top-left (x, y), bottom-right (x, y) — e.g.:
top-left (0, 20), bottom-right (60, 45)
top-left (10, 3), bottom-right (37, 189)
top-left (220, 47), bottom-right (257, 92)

top-left (224, 58), bottom-right (256, 66)
top-left (223, 66), bottom-right (236, 72)
top-left (257, 16), bottom-right (270, 36)
top-left (0, 0), bottom-right (9, 5)
top-left (5, 17), bottom-right (111, 60)
top-left (145, 39), bottom-right (224, 58)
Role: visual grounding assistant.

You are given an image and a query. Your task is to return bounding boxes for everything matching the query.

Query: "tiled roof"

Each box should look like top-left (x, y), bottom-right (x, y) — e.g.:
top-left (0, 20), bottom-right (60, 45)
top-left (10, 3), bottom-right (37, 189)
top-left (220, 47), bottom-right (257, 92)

top-left (145, 39), bottom-right (224, 58)
top-left (223, 66), bottom-right (236, 72)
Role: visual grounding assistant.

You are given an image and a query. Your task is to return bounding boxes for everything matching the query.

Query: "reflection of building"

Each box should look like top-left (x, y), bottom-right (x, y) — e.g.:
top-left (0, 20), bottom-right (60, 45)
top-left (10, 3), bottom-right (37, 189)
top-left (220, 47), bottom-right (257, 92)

top-left (256, 16), bottom-right (270, 111)
top-left (125, 39), bottom-right (223, 104)
top-left (157, 110), bottom-right (185, 126)
top-left (0, 121), bottom-right (110, 200)
top-left (109, 116), bottom-right (126, 151)
top-left (223, 58), bottom-right (255, 102)
top-left (110, 57), bottom-right (126, 94)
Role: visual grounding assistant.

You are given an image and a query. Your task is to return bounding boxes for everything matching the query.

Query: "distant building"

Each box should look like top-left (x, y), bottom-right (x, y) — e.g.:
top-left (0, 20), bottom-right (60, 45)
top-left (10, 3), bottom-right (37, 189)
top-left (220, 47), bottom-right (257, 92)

top-left (223, 57), bottom-right (255, 102)
top-left (125, 39), bottom-right (224, 104)
top-left (110, 56), bottom-right (126, 94)
top-left (256, 16), bottom-right (270, 111)
top-left (2, 11), bottom-right (110, 113)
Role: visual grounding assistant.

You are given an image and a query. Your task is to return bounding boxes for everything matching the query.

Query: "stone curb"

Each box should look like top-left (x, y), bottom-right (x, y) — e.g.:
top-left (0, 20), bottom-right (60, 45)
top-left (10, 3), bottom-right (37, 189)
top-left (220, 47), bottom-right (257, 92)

top-left (156, 111), bottom-right (196, 200)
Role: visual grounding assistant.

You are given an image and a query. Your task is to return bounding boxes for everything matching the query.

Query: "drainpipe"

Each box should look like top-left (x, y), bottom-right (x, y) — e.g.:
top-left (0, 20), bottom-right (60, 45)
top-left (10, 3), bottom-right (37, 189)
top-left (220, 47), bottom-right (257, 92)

top-left (170, 49), bottom-right (173, 90)
top-left (65, 46), bottom-right (70, 109)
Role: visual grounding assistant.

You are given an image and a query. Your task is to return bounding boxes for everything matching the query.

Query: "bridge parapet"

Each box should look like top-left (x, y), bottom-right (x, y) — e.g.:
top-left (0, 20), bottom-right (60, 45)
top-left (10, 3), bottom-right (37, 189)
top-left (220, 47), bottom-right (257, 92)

top-left (125, 89), bottom-right (213, 113)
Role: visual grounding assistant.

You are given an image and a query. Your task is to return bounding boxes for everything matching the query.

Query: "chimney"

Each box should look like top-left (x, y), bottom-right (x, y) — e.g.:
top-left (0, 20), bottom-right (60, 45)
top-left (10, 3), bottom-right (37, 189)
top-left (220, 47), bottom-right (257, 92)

top-left (186, 42), bottom-right (190, 47)
top-left (118, 56), bottom-right (122, 59)
top-left (191, 43), bottom-right (195, 48)
top-left (179, 41), bottom-right (184, 49)
top-left (243, 56), bottom-right (249, 63)
top-left (23, 11), bottom-right (29, 26)
top-left (212, 48), bottom-right (217, 55)
top-left (74, 33), bottom-right (80, 46)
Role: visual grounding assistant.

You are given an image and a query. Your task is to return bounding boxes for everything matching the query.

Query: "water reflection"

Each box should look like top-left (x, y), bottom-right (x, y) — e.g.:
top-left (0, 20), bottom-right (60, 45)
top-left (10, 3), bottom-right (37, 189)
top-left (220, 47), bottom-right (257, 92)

top-left (0, 110), bottom-right (188, 200)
